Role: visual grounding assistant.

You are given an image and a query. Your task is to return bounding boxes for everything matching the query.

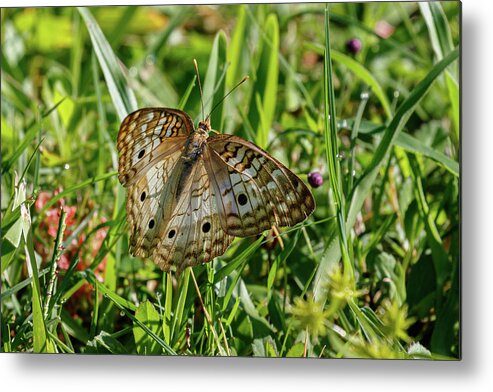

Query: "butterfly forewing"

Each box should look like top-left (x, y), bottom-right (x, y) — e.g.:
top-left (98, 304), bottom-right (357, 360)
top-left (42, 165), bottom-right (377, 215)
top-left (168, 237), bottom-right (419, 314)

top-left (205, 134), bottom-right (315, 237)
top-left (117, 108), bottom-right (193, 186)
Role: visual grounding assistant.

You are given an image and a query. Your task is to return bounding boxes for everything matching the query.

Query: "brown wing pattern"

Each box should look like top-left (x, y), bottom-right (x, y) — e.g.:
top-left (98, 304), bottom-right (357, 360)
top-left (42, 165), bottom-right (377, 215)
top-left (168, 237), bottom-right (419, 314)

top-left (152, 160), bottom-right (235, 274)
top-left (117, 108), bottom-right (192, 258)
top-left (125, 147), bottom-right (183, 258)
top-left (205, 134), bottom-right (315, 237)
top-left (117, 108), bottom-right (193, 186)
top-left (118, 108), bottom-right (315, 273)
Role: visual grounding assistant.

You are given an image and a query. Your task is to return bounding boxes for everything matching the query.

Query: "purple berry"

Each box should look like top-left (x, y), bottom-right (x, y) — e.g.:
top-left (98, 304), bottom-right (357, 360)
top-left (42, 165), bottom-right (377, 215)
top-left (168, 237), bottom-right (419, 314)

top-left (346, 38), bottom-right (362, 54)
top-left (307, 171), bottom-right (323, 188)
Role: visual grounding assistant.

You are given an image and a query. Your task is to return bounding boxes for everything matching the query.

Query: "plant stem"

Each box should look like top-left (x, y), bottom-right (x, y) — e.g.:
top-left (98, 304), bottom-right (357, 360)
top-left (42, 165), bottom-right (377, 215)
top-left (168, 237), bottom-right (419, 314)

top-left (44, 206), bottom-right (67, 319)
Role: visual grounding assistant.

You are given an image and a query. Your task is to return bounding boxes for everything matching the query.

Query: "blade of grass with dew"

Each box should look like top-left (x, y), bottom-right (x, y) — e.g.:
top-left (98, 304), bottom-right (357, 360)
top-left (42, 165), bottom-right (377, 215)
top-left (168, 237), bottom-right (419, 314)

top-left (108, 294), bottom-right (177, 355)
top-left (314, 47), bottom-right (459, 302)
top-left (84, 270), bottom-right (137, 312)
top-left (323, 5), bottom-right (352, 281)
top-left (347, 47), bottom-right (459, 229)
top-left (347, 92), bottom-right (369, 197)
top-left (202, 30), bottom-right (227, 129)
top-left (343, 118), bottom-right (459, 176)
top-left (78, 7), bottom-right (137, 119)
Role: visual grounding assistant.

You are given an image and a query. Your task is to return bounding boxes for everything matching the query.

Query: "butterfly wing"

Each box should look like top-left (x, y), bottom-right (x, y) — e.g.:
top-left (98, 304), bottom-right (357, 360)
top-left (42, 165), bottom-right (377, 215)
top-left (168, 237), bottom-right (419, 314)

top-left (204, 134), bottom-right (315, 237)
top-left (117, 108), bottom-right (193, 258)
top-left (117, 108), bottom-right (193, 186)
top-left (152, 159), bottom-right (235, 274)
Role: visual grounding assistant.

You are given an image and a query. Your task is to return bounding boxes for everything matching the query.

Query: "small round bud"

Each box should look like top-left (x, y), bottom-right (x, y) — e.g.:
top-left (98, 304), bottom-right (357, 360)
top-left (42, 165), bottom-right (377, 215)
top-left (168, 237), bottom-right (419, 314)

top-left (346, 38), bottom-right (362, 54)
top-left (307, 171), bottom-right (324, 188)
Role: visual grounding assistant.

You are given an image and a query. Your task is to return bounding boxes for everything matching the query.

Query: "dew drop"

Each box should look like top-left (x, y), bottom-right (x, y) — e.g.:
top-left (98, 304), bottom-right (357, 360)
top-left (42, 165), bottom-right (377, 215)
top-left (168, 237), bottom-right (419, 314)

top-left (129, 67), bottom-right (138, 77)
top-left (145, 54), bottom-right (156, 65)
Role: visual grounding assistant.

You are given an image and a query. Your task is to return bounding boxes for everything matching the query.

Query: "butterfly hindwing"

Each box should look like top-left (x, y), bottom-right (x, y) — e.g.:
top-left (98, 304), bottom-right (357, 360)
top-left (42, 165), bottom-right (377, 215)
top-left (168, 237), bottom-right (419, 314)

top-left (126, 146), bottom-right (184, 258)
top-left (152, 160), bottom-right (234, 273)
top-left (117, 108), bottom-right (193, 258)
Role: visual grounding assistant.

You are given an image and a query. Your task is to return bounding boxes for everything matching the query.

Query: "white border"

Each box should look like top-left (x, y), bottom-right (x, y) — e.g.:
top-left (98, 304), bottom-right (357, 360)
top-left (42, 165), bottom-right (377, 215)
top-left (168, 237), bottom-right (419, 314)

top-left (2, 0), bottom-right (493, 391)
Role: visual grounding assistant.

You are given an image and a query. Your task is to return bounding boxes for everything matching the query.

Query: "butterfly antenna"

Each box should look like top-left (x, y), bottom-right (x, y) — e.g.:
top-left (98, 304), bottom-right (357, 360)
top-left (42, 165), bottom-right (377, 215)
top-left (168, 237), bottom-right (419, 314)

top-left (193, 59), bottom-right (205, 121)
top-left (206, 76), bottom-right (249, 123)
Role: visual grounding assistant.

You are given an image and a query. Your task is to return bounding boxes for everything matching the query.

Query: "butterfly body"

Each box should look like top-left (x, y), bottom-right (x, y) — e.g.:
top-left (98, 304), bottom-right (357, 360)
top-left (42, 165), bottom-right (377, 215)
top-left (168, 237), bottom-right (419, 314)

top-left (117, 108), bottom-right (315, 273)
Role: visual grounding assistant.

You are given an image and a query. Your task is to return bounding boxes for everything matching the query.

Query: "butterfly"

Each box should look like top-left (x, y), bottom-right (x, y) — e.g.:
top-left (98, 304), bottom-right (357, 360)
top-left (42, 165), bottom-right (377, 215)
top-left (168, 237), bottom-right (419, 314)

top-left (117, 108), bottom-right (315, 274)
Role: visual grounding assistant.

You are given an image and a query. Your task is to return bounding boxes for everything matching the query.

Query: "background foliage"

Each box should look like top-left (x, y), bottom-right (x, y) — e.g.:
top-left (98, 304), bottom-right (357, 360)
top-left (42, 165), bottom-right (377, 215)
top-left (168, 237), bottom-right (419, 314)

top-left (1, 2), bottom-right (460, 358)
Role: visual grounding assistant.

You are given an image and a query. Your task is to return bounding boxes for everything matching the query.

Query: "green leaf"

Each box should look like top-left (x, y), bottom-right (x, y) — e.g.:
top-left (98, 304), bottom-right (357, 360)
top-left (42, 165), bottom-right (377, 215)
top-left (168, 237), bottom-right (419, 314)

top-left (286, 342), bottom-right (305, 357)
top-left (214, 237), bottom-right (264, 284)
top-left (133, 301), bottom-right (162, 355)
top-left (227, 5), bottom-right (247, 89)
top-left (396, 132), bottom-right (459, 177)
top-left (249, 13), bottom-right (279, 148)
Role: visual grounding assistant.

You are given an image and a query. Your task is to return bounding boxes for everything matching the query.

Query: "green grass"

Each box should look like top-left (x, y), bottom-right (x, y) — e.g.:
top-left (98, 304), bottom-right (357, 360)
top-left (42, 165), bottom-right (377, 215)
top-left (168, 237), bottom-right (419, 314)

top-left (1, 2), bottom-right (460, 358)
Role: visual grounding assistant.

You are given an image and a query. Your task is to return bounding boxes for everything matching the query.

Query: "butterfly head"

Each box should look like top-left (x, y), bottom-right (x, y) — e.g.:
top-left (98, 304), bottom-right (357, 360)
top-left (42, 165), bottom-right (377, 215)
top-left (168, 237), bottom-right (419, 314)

top-left (197, 117), bottom-right (211, 136)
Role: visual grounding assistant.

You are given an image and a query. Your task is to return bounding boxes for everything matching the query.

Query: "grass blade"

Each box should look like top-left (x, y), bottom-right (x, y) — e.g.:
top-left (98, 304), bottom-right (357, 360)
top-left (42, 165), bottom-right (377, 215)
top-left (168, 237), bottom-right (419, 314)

top-left (78, 7), bottom-right (137, 119)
